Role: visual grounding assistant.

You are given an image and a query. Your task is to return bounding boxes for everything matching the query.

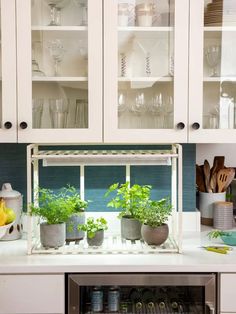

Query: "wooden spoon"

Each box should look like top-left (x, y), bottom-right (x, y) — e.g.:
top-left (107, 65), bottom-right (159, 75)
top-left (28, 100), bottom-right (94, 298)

top-left (196, 165), bottom-right (206, 192)
top-left (203, 159), bottom-right (212, 192)
top-left (222, 168), bottom-right (235, 192)
top-left (210, 156), bottom-right (225, 192)
top-left (217, 168), bottom-right (232, 193)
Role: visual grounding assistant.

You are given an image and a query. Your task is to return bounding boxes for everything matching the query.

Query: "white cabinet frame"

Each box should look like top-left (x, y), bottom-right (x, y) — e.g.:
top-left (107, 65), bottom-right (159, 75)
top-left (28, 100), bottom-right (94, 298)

top-left (0, 0), bottom-right (17, 142)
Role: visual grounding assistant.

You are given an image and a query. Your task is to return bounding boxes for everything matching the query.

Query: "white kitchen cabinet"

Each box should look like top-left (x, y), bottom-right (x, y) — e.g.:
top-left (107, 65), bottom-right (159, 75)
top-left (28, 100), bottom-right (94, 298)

top-left (1, 0), bottom-right (236, 144)
top-left (220, 273), bottom-right (236, 313)
top-left (0, 274), bottom-right (64, 314)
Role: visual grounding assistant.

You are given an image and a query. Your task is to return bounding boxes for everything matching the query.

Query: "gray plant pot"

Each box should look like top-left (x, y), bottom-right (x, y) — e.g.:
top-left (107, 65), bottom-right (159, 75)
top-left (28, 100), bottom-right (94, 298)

top-left (141, 223), bottom-right (169, 246)
top-left (40, 222), bottom-right (65, 248)
top-left (121, 216), bottom-right (142, 240)
top-left (66, 212), bottom-right (85, 242)
top-left (87, 230), bottom-right (104, 246)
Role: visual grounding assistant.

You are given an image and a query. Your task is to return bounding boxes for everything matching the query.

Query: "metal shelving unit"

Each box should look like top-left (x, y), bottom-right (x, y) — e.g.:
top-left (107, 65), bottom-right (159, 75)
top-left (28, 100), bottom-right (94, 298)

top-left (26, 144), bottom-right (183, 255)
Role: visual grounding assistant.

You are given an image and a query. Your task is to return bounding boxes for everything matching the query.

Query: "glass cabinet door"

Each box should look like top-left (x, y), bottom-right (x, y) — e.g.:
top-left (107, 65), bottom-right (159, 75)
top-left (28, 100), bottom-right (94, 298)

top-left (104, 0), bottom-right (189, 143)
top-left (0, 0), bottom-right (17, 142)
top-left (189, 0), bottom-right (236, 143)
top-left (16, 0), bottom-right (102, 143)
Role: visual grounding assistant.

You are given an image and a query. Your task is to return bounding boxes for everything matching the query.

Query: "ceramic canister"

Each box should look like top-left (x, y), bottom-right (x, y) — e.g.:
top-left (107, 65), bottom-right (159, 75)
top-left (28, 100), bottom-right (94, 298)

top-left (199, 191), bottom-right (226, 226)
top-left (213, 201), bottom-right (233, 230)
top-left (0, 183), bottom-right (23, 240)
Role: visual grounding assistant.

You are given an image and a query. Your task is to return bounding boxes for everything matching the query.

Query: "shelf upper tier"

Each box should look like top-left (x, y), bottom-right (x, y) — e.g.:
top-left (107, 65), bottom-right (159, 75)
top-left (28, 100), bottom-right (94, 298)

top-left (30, 149), bottom-right (180, 166)
top-left (118, 26), bottom-right (173, 32)
top-left (31, 26), bottom-right (88, 31)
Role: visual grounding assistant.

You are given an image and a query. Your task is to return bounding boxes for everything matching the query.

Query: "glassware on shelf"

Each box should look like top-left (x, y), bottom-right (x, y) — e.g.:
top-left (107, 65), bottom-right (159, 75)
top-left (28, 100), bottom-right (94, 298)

top-left (44, 0), bottom-right (68, 26)
top-left (136, 2), bottom-right (154, 27)
top-left (169, 54), bottom-right (174, 77)
top-left (47, 39), bottom-right (66, 76)
top-left (118, 3), bottom-right (129, 27)
top-left (164, 95), bottom-right (173, 128)
top-left (120, 52), bottom-right (128, 77)
top-left (74, 99), bottom-right (88, 128)
top-left (78, 41), bottom-right (88, 76)
top-left (32, 41), bottom-right (45, 77)
top-left (118, 91), bottom-right (127, 115)
top-left (205, 45), bottom-right (221, 77)
top-left (49, 98), bottom-right (68, 128)
top-left (149, 92), bottom-right (165, 128)
top-left (130, 91), bottom-right (146, 128)
top-left (134, 38), bottom-right (158, 77)
top-left (32, 99), bottom-right (44, 128)
top-left (73, 0), bottom-right (87, 26)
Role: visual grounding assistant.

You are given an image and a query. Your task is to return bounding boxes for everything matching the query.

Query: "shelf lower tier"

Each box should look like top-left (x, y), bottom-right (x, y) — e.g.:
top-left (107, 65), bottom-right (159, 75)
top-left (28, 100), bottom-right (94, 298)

top-left (30, 234), bottom-right (179, 255)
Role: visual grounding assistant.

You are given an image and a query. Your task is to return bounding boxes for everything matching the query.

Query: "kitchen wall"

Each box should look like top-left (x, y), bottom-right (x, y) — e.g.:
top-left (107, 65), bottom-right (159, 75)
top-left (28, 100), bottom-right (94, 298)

top-left (197, 144), bottom-right (236, 167)
top-left (0, 143), bottom-right (196, 212)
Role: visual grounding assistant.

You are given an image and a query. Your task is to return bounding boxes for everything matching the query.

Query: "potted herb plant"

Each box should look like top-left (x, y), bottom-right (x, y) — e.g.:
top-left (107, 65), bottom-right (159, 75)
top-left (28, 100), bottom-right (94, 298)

top-left (105, 182), bottom-right (151, 240)
top-left (60, 186), bottom-right (88, 242)
top-left (30, 188), bottom-right (72, 248)
top-left (139, 197), bottom-right (172, 245)
top-left (78, 217), bottom-right (108, 246)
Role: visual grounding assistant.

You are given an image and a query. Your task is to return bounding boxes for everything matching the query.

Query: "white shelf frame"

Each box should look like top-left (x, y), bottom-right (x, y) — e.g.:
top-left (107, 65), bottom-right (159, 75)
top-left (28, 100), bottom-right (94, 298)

top-left (27, 144), bottom-right (183, 255)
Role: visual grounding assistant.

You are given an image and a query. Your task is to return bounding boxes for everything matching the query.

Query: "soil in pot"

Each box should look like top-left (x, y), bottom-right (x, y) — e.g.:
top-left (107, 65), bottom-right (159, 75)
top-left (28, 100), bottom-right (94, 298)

top-left (40, 222), bottom-right (65, 248)
top-left (87, 230), bottom-right (104, 246)
top-left (141, 223), bottom-right (169, 245)
top-left (121, 216), bottom-right (142, 240)
top-left (66, 212), bottom-right (85, 242)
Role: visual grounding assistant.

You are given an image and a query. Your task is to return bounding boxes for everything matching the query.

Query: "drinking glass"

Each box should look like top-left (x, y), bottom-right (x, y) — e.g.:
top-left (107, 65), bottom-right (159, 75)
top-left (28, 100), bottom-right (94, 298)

top-left (149, 92), bottom-right (165, 128)
top-left (73, 0), bottom-right (87, 26)
top-left (44, 0), bottom-right (68, 26)
top-left (135, 38), bottom-right (159, 77)
top-left (49, 99), bottom-right (68, 128)
top-left (47, 39), bottom-right (66, 76)
top-left (205, 45), bottom-right (221, 77)
top-left (118, 91), bottom-right (128, 115)
top-left (130, 91), bottom-right (146, 128)
top-left (74, 99), bottom-right (88, 128)
top-left (32, 99), bottom-right (44, 128)
top-left (32, 41), bottom-right (45, 77)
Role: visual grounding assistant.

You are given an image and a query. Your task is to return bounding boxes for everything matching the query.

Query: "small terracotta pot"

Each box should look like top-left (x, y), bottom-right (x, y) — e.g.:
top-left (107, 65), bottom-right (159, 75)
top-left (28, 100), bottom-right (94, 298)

top-left (141, 223), bottom-right (169, 245)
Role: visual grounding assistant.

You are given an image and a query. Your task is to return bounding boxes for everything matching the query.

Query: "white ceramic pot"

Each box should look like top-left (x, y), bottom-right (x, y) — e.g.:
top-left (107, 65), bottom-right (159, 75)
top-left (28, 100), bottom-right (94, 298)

top-left (0, 183), bottom-right (23, 240)
top-left (199, 191), bottom-right (226, 226)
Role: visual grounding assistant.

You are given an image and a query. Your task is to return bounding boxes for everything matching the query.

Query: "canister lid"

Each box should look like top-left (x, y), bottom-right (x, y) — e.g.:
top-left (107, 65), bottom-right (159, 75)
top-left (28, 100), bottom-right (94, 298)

top-left (0, 183), bottom-right (21, 198)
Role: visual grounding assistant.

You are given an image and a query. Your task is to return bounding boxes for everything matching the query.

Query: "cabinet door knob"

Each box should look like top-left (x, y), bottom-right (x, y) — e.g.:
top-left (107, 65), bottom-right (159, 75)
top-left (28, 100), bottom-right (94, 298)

top-left (192, 122), bottom-right (200, 130)
top-left (4, 121), bottom-right (12, 129)
top-left (19, 122), bottom-right (28, 129)
top-left (176, 122), bottom-right (185, 130)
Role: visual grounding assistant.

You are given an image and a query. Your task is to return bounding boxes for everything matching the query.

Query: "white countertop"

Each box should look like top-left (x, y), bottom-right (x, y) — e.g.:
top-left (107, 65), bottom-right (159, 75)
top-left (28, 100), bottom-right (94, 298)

top-left (1, 229), bottom-right (236, 274)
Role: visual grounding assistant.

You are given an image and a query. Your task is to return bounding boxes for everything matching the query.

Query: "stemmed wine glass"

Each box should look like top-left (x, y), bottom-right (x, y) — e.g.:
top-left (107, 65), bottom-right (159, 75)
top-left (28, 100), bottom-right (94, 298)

top-left (149, 92), bottom-right (165, 128)
top-left (44, 0), bottom-right (68, 26)
top-left (130, 91), bottom-right (146, 128)
top-left (134, 38), bottom-right (159, 77)
top-left (47, 39), bottom-right (66, 76)
top-left (205, 45), bottom-right (221, 77)
top-left (73, 0), bottom-right (88, 26)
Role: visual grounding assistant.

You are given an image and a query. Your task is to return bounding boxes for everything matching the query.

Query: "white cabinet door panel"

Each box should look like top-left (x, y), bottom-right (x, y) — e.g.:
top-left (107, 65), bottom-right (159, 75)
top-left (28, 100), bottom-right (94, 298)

top-left (0, 274), bottom-right (64, 314)
top-left (220, 273), bottom-right (236, 313)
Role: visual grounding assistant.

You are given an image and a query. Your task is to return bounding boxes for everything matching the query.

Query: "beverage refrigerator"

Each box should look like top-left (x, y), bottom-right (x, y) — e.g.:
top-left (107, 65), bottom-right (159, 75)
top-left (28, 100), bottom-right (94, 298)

top-left (67, 273), bottom-right (216, 313)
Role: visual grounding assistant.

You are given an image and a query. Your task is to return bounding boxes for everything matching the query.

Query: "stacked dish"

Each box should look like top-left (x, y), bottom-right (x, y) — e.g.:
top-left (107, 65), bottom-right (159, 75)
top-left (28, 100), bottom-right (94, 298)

top-left (205, 0), bottom-right (236, 26)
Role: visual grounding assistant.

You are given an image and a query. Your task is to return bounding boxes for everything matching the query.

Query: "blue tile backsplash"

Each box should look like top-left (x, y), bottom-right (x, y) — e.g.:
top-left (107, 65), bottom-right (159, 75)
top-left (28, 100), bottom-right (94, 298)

top-left (0, 144), bottom-right (196, 212)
